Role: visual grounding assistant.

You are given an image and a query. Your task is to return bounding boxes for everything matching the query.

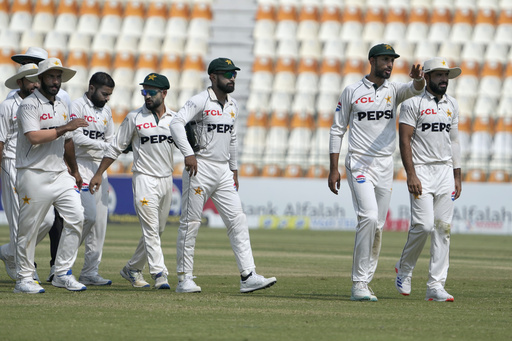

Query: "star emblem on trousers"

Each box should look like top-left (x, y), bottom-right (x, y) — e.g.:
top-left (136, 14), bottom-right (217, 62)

top-left (22, 195), bottom-right (31, 204)
top-left (194, 187), bottom-right (203, 195)
top-left (140, 197), bottom-right (149, 206)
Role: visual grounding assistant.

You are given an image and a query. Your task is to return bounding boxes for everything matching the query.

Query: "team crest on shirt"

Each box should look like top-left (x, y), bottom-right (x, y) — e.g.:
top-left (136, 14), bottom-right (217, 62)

top-left (70, 113), bottom-right (78, 120)
top-left (356, 175), bottom-right (366, 183)
top-left (451, 191), bottom-right (456, 201)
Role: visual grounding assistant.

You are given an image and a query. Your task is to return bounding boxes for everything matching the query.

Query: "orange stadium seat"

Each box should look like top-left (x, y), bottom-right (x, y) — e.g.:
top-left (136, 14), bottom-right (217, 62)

top-left (383, 5), bottom-right (408, 43)
top-left (162, 36), bottom-right (185, 56)
top-left (339, 4), bottom-right (363, 42)
top-left (121, 0), bottom-right (146, 37)
top-left (472, 6), bottom-right (497, 43)
top-left (112, 51), bottom-right (136, 85)
top-left (449, 6), bottom-right (475, 43)
top-left (240, 111), bottom-right (268, 177)
top-left (250, 56), bottom-right (273, 94)
top-left (296, 3), bottom-right (319, 41)
top-left (390, 59), bottom-right (411, 84)
top-left (20, 31), bottom-right (44, 53)
top-left (68, 32), bottom-right (92, 53)
top-left (299, 39), bottom-right (321, 61)
top-left (285, 112), bottom-right (314, 178)
top-left (428, 5), bottom-right (452, 43)
top-left (318, 58), bottom-right (342, 96)
top-left (160, 54), bottom-right (181, 91)
top-left (405, 3), bottom-right (429, 43)
top-left (133, 52), bottom-right (159, 90)
top-left (295, 57), bottom-right (319, 95)
top-left (318, 3), bottom-right (341, 42)
top-left (54, 0), bottom-right (78, 34)
top-left (322, 39), bottom-right (344, 61)
top-left (488, 113), bottom-right (512, 182)
top-left (261, 111), bottom-right (289, 177)
top-left (114, 34), bottom-right (139, 55)
top-left (0, 48), bottom-right (17, 93)
top-left (178, 55), bottom-right (204, 107)
top-left (32, 0), bottom-right (55, 33)
top-left (438, 42), bottom-right (461, 66)
top-left (253, 2), bottom-right (275, 40)
top-left (9, 0), bottom-right (32, 33)
top-left (92, 33), bottom-right (115, 55)
top-left (143, 1), bottom-right (167, 38)
top-left (76, 0), bottom-right (101, 35)
top-left (138, 35), bottom-right (163, 55)
top-left (99, 0), bottom-right (123, 36)
top-left (89, 51), bottom-right (112, 77)
top-left (362, 5), bottom-right (385, 42)
top-left (272, 57), bottom-right (296, 94)
top-left (65, 50), bottom-right (89, 100)
top-left (44, 30), bottom-right (68, 56)
top-left (184, 37), bottom-right (208, 57)
top-left (495, 8), bottom-right (512, 44)
top-left (274, 3), bottom-right (298, 41)
top-left (165, 0), bottom-right (189, 39)
top-left (188, 2), bottom-right (212, 39)
top-left (0, 0), bottom-right (9, 30)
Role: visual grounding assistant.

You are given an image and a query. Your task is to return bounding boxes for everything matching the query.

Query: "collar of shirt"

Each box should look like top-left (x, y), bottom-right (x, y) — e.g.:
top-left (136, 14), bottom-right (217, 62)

top-left (82, 93), bottom-right (95, 108)
top-left (141, 103), bottom-right (173, 118)
top-left (13, 91), bottom-right (23, 104)
top-left (362, 76), bottom-right (389, 90)
top-left (424, 89), bottom-right (447, 103)
top-left (207, 87), bottom-right (232, 106)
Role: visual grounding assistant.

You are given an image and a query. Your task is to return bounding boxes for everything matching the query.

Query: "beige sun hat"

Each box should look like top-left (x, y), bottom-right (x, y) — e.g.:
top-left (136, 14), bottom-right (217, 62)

top-left (26, 58), bottom-right (77, 83)
top-left (4, 63), bottom-right (39, 89)
top-left (11, 47), bottom-right (49, 64)
top-left (423, 57), bottom-right (462, 79)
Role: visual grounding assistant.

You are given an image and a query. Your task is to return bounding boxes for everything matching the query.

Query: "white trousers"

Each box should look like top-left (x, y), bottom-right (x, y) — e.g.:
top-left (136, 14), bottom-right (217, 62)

top-left (397, 164), bottom-right (454, 290)
top-left (176, 159), bottom-right (255, 277)
top-left (126, 172), bottom-right (172, 276)
top-left (1, 158), bottom-right (54, 263)
top-left (16, 169), bottom-right (83, 279)
top-left (346, 153), bottom-right (393, 283)
top-left (78, 159), bottom-right (109, 276)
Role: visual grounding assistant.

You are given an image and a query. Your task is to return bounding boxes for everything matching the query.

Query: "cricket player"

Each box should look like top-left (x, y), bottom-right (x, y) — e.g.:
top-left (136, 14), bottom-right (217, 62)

top-left (72, 72), bottom-right (115, 286)
top-left (395, 57), bottom-right (462, 302)
top-left (15, 58), bottom-right (88, 293)
top-left (170, 57), bottom-right (277, 293)
top-left (89, 73), bottom-right (174, 290)
top-left (0, 64), bottom-right (55, 281)
top-left (328, 44), bottom-right (424, 301)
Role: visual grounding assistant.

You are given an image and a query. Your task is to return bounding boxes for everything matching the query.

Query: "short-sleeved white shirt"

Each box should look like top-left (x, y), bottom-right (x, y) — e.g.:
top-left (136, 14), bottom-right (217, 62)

top-left (0, 92), bottom-right (23, 159)
top-left (105, 104), bottom-right (175, 177)
top-left (399, 90), bottom-right (459, 166)
top-left (329, 76), bottom-right (422, 157)
top-left (16, 89), bottom-right (71, 172)
top-left (72, 94), bottom-right (114, 162)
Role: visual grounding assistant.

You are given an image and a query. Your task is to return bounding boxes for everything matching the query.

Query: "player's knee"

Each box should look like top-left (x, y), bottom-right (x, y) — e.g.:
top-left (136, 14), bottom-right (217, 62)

top-left (435, 220), bottom-right (451, 234)
top-left (226, 213), bottom-right (248, 234)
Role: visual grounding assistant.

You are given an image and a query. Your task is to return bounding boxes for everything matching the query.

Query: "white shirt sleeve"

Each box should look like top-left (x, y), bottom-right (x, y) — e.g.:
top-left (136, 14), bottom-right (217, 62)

top-left (450, 100), bottom-right (461, 169)
top-left (105, 112), bottom-right (136, 160)
top-left (398, 99), bottom-right (417, 128)
top-left (170, 98), bottom-right (203, 158)
top-left (329, 88), bottom-right (351, 154)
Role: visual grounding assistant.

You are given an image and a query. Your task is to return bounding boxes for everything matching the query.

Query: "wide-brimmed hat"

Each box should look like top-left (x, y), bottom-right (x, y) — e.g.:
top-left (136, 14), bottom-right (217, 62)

top-left (4, 63), bottom-right (39, 89)
top-left (423, 57), bottom-right (462, 79)
top-left (26, 58), bottom-right (76, 83)
top-left (368, 43), bottom-right (400, 60)
top-left (207, 58), bottom-right (241, 75)
top-left (11, 47), bottom-right (48, 64)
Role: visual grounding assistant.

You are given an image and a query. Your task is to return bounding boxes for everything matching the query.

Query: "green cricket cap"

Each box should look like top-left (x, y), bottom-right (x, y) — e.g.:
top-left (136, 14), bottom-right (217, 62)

top-left (139, 73), bottom-right (170, 89)
top-left (207, 58), bottom-right (241, 75)
top-left (368, 43), bottom-right (400, 60)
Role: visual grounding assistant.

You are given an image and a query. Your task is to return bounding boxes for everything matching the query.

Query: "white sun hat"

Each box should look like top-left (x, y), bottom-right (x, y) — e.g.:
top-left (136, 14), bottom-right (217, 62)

top-left (4, 63), bottom-right (39, 89)
top-left (11, 47), bottom-right (49, 64)
top-left (423, 57), bottom-right (462, 79)
top-left (26, 58), bottom-right (77, 83)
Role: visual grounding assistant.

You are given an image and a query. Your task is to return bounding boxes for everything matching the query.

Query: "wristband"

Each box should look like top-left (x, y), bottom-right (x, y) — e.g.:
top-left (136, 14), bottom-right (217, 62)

top-left (414, 77), bottom-right (424, 82)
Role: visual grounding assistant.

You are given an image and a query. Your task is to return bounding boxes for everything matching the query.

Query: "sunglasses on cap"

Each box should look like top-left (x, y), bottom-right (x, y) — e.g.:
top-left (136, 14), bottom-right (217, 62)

top-left (141, 89), bottom-right (162, 97)
top-left (216, 71), bottom-right (237, 79)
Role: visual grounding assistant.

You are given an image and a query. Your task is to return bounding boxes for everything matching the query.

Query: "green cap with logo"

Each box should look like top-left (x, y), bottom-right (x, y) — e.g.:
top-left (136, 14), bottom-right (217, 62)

top-left (207, 57), bottom-right (241, 75)
top-left (368, 43), bottom-right (400, 60)
top-left (139, 73), bottom-right (170, 89)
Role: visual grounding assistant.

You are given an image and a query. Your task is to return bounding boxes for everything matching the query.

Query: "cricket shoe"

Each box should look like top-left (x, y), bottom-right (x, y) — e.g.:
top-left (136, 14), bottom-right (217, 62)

top-left (120, 266), bottom-right (150, 288)
top-left (14, 279), bottom-right (45, 294)
top-left (152, 272), bottom-right (170, 290)
top-left (395, 262), bottom-right (411, 296)
top-left (52, 270), bottom-right (87, 291)
top-left (240, 272), bottom-right (277, 293)
top-left (425, 287), bottom-right (454, 302)
top-left (79, 274), bottom-right (112, 286)
top-left (350, 281), bottom-right (378, 301)
top-left (46, 265), bottom-right (55, 282)
top-left (0, 245), bottom-right (16, 280)
top-left (176, 275), bottom-right (201, 293)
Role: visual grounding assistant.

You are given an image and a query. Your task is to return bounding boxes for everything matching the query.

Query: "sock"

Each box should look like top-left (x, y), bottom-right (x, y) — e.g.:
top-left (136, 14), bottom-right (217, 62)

top-left (241, 272), bottom-right (253, 281)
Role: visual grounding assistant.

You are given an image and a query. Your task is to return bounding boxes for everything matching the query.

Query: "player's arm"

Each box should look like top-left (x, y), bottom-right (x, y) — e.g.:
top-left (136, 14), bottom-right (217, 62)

top-left (328, 90), bottom-right (350, 195)
top-left (64, 138), bottom-right (83, 189)
top-left (409, 64), bottom-right (425, 91)
top-left (399, 123), bottom-right (422, 196)
top-left (89, 157), bottom-right (116, 194)
top-left (450, 107), bottom-right (462, 200)
top-left (170, 99), bottom-right (201, 176)
top-left (229, 119), bottom-right (239, 190)
top-left (25, 118), bottom-right (88, 145)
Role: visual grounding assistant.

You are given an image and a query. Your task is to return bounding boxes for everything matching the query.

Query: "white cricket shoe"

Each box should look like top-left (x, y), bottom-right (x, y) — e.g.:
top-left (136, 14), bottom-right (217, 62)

top-left (240, 272), bottom-right (277, 293)
top-left (33, 269), bottom-right (40, 284)
top-left (52, 270), bottom-right (87, 291)
top-left (13, 279), bottom-right (45, 294)
top-left (350, 281), bottom-right (378, 301)
top-left (395, 262), bottom-right (411, 296)
top-left (46, 265), bottom-right (55, 282)
top-left (152, 272), bottom-right (170, 290)
top-left (0, 245), bottom-right (16, 280)
top-left (120, 266), bottom-right (150, 288)
top-left (425, 287), bottom-right (454, 302)
top-left (176, 275), bottom-right (201, 293)
top-left (79, 274), bottom-right (112, 286)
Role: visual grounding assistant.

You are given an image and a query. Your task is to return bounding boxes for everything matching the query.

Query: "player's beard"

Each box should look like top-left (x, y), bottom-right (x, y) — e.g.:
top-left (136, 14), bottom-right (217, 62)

top-left (40, 79), bottom-right (60, 97)
top-left (90, 89), bottom-right (107, 108)
top-left (217, 78), bottom-right (235, 94)
top-left (145, 96), bottom-right (163, 111)
top-left (429, 80), bottom-right (448, 96)
top-left (375, 66), bottom-right (392, 79)
top-left (19, 82), bottom-right (36, 98)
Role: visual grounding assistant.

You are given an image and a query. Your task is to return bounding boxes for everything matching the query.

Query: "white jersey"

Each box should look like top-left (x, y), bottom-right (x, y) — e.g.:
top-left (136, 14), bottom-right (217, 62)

top-left (0, 92), bottom-right (23, 159)
top-left (71, 94), bottom-right (114, 162)
top-left (170, 87), bottom-right (238, 170)
top-left (105, 104), bottom-right (175, 177)
top-left (399, 90), bottom-right (460, 167)
top-left (329, 77), bottom-right (422, 157)
top-left (7, 88), bottom-right (71, 109)
top-left (16, 89), bottom-right (72, 172)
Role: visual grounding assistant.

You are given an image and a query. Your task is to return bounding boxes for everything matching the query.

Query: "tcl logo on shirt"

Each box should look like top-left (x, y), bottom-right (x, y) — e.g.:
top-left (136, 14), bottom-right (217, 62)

top-left (136, 122), bottom-right (157, 130)
top-left (421, 123), bottom-right (451, 132)
top-left (204, 109), bottom-right (222, 116)
top-left (421, 109), bottom-right (437, 116)
top-left (355, 96), bottom-right (374, 104)
top-left (40, 113), bottom-right (54, 120)
top-left (356, 110), bottom-right (393, 121)
top-left (84, 115), bottom-right (98, 122)
top-left (141, 135), bottom-right (174, 144)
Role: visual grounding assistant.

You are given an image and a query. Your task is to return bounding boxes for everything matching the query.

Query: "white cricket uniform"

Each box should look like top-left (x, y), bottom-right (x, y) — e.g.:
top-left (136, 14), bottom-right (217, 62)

top-left (397, 90), bottom-right (460, 290)
top-left (7, 88), bottom-right (71, 109)
top-left (329, 76), bottom-right (422, 283)
top-left (105, 104), bottom-right (174, 276)
top-left (170, 87), bottom-right (255, 278)
top-left (15, 89), bottom-right (84, 279)
top-left (0, 93), bottom-right (55, 265)
top-left (72, 94), bottom-right (114, 277)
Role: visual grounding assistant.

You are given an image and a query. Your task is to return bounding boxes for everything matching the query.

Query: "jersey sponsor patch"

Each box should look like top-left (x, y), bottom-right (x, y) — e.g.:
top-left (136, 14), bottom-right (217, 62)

top-left (140, 135), bottom-right (174, 144)
top-left (335, 101), bottom-right (341, 112)
top-left (357, 110), bottom-right (393, 121)
top-left (81, 183), bottom-right (89, 192)
top-left (451, 191), bottom-right (455, 201)
top-left (207, 123), bottom-right (233, 133)
top-left (83, 130), bottom-right (105, 140)
top-left (356, 174), bottom-right (366, 183)
top-left (421, 123), bottom-right (451, 132)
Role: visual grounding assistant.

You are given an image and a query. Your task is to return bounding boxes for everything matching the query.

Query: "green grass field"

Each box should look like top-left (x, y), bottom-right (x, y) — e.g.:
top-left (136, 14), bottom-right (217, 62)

top-left (0, 223), bottom-right (511, 341)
